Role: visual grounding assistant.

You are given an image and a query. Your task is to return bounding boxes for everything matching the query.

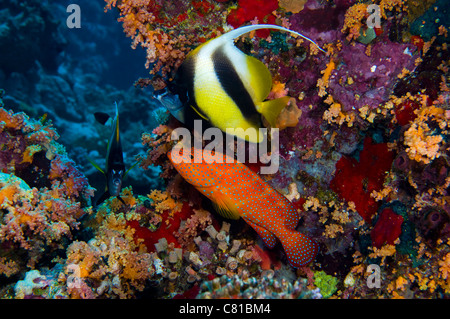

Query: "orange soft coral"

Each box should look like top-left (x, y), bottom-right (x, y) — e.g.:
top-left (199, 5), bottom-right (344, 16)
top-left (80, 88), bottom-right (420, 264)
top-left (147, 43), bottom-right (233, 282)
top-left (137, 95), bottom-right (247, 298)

top-left (275, 97), bottom-right (302, 130)
top-left (404, 105), bottom-right (447, 164)
top-left (341, 3), bottom-right (369, 41)
top-left (105, 0), bottom-right (227, 77)
top-left (0, 106), bottom-right (93, 271)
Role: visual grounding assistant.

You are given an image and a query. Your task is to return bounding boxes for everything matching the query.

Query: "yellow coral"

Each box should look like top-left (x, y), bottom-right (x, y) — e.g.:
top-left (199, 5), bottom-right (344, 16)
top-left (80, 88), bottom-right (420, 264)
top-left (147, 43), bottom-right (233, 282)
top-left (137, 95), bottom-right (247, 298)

top-left (104, 0), bottom-right (227, 77)
top-left (269, 80), bottom-right (289, 99)
top-left (404, 105), bottom-right (446, 164)
top-left (110, 187), bottom-right (137, 210)
top-left (323, 223), bottom-right (344, 238)
top-left (321, 59), bottom-right (336, 87)
top-left (0, 173), bottom-right (31, 206)
top-left (147, 189), bottom-right (183, 218)
top-left (278, 0), bottom-right (307, 14)
top-left (341, 3), bottom-right (368, 41)
top-left (21, 144), bottom-right (42, 164)
top-left (322, 101), bottom-right (355, 127)
top-left (439, 253), bottom-right (450, 280)
top-left (368, 244), bottom-right (396, 265)
top-left (395, 276), bottom-right (408, 291)
top-left (0, 257), bottom-right (19, 277)
top-left (323, 102), bottom-right (342, 123)
top-left (379, 0), bottom-right (408, 19)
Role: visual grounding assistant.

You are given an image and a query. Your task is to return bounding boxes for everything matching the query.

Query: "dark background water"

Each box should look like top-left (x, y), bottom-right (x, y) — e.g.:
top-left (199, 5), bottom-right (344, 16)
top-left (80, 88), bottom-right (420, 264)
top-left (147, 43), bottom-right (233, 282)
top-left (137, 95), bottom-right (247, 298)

top-left (0, 0), bottom-right (165, 197)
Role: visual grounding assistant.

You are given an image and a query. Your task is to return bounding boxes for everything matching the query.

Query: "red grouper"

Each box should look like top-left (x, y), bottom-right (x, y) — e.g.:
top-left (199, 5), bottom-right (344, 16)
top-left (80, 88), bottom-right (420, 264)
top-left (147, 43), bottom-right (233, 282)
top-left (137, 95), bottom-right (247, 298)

top-left (167, 147), bottom-right (318, 267)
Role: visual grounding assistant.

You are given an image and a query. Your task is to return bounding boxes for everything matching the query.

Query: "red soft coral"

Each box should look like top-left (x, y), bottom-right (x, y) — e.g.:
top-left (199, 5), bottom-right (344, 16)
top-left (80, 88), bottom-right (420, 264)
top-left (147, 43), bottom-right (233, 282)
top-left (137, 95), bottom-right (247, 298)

top-left (330, 137), bottom-right (394, 222)
top-left (227, 0), bottom-right (278, 37)
top-left (371, 208), bottom-right (404, 248)
top-left (395, 100), bottom-right (420, 126)
top-left (127, 202), bottom-right (194, 252)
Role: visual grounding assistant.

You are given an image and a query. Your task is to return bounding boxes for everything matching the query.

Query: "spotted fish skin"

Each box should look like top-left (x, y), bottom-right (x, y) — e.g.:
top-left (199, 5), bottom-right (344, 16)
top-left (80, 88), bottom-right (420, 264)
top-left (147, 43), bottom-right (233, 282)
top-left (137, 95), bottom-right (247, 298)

top-left (168, 148), bottom-right (318, 267)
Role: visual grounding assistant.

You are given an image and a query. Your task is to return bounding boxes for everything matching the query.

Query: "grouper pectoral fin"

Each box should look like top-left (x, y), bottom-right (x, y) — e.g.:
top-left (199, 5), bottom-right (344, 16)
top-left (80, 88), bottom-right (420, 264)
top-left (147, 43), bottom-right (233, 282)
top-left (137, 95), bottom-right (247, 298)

top-left (202, 186), bottom-right (241, 220)
top-left (242, 217), bottom-right (277, 249)
top-left (211, 198), bottom-right (241, 220)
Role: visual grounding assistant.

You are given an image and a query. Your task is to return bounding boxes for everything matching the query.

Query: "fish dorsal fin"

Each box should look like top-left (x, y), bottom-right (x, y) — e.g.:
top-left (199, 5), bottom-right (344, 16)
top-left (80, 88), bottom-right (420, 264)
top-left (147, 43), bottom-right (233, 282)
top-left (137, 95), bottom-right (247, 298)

top-left (221, 24), bottom-right (326, 53)
top-left (106, 102), bottom-right (121, 161)
top-left (257, 96), bottom-right (291, 128)
top-left (94, 112), bottom-right (111, 125)
top-left (113, 102), bottom-right (120, 144)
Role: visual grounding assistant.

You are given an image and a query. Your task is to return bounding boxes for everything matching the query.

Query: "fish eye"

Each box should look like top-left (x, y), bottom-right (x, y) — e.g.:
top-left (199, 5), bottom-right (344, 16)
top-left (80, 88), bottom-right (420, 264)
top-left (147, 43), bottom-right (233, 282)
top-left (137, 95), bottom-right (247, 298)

top-left (112, 169), bottom-right (116, 174)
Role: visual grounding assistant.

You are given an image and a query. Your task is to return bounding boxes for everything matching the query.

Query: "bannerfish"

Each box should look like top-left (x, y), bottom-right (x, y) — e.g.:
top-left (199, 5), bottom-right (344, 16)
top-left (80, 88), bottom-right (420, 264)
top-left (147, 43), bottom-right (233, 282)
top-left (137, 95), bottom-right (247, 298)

top-left (91, 102), bottom-right (130, 206)
top-left (158, 24), bottom-right (325, 143)
top-left (167, 147), bottom-right (318, 267)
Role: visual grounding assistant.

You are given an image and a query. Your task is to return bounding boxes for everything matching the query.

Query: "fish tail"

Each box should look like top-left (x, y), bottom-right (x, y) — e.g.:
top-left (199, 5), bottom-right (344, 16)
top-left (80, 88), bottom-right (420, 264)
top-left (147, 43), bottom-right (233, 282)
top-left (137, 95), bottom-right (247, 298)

top-left (279, 229), bottom-right (318, 267)
top-left (223, 24), bottom-right (326, 53)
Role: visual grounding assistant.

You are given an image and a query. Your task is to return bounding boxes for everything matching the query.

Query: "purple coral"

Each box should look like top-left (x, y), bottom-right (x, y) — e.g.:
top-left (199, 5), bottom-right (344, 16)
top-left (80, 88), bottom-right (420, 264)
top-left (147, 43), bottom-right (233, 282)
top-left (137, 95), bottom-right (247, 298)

top-left (198, 240), bottom-right (215, 266)
top-left (328, 37), bottom-right (417, 112)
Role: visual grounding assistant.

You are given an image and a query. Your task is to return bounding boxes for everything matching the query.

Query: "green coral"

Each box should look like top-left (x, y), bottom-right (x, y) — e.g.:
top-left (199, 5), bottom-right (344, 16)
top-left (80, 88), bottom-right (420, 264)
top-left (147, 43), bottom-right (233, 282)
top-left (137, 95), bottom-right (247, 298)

top-left (313, 271), bottom-right (338, 298)
top-left (259, 32), bottom-right (290, 55)
top-left (357, 27), bottom-right (377, 44)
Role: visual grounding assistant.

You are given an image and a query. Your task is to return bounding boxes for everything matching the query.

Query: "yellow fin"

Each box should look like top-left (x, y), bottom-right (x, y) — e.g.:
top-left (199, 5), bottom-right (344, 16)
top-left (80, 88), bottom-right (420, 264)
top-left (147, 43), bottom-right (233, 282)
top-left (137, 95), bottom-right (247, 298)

top-left (245, 55), bottom-right (272, 102)
top-left (207, 188), bottom-right (241, 220)
top-left (257, 96), bottom-right (291, 128)
top-left (212, 201), bottom-right (241, 220)
top-left (87, 157), bottom-right (105, 174)
top-left (231, 118), bottom-right (265, 143)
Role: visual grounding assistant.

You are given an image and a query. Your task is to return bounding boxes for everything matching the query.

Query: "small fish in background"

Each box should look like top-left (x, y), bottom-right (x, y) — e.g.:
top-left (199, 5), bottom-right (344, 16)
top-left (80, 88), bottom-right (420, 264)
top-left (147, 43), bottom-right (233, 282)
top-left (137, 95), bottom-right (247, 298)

top-left (91, 102), bottom-right (133, 206)
top-left (39, 113), bottom-right (48, 125)
top-left (168, 147), bottom-right (319, 267)
top-left (158, 24), bottom-right (325, 143)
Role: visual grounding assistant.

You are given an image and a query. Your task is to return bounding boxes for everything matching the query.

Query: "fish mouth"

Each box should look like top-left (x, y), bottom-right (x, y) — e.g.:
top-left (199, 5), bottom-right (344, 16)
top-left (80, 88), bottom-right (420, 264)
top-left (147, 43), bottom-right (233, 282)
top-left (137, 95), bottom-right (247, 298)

top-left (109, 178), bottom-right (122, 196)
top-left (155, 89), bottom-right (183, 112)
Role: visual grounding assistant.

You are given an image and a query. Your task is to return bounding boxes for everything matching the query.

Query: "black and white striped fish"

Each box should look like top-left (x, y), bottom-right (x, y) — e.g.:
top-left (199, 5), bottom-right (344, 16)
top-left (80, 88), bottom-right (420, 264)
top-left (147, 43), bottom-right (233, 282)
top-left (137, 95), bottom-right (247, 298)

top-left (92, 102), bottom-right (127, 206)
top-left (158, 24), bottom-right (325, 143)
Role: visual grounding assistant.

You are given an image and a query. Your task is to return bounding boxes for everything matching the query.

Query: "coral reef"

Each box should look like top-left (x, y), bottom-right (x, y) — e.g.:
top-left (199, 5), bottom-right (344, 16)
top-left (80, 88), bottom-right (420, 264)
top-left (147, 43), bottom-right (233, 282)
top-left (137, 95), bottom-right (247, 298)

top-left (0, 101), bottom-right (94, 281)
top-left (104, 0), bottom-right (229, 77)
top-left (198, 272), bottom-right (321, 299)
top-left (0, 0), bottom-right (66, 74)
top-left (0, 0), bottom-right (449, 301)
